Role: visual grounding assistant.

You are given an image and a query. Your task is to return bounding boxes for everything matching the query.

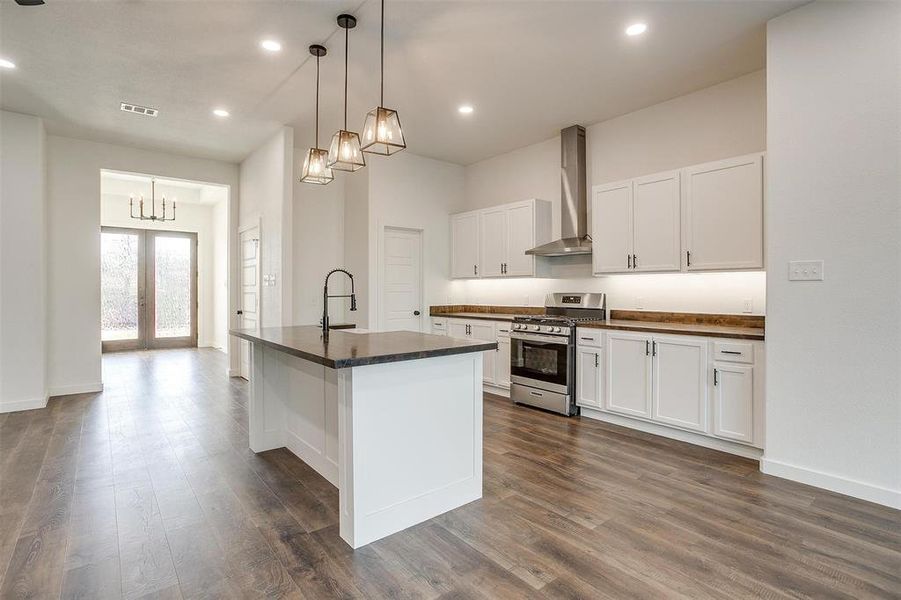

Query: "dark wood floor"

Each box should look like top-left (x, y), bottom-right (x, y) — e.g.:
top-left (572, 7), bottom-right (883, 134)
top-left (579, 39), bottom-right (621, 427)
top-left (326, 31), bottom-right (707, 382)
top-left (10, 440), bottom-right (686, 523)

top-left (0, 349), bottom-right (898, 599)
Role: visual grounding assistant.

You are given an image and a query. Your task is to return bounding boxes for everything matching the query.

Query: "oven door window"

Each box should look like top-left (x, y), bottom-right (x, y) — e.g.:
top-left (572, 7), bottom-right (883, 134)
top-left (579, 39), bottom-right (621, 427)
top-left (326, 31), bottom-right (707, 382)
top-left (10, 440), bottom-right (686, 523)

top-left (511, 338), bottom-right (569, 388)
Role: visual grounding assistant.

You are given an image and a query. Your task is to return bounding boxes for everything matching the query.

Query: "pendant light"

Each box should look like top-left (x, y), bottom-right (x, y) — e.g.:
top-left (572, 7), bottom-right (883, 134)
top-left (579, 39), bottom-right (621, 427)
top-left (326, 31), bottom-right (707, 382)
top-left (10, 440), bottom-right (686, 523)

top-left (327, 14), bottom-right (365, 172)
top-left (361, 0), bottom-right (406, 155)
top-left (300, 44), bottom-right (334, 185)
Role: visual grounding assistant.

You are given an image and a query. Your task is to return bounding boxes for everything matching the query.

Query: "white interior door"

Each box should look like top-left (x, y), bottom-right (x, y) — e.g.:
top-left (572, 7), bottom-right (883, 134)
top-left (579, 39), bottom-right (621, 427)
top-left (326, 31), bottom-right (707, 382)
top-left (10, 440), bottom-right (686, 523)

top-left (592, 181), bottom-right (633, 273)
top-left (632, 171), bottom-right (681, 272)
top-left (239, 226), bottom-right (259, 379)
top-left (479, 208), bottom-right (506, 277)
top-left (504, 202), bottom-right (535, 276)
top-left (381, 227), bottom-right (423, 332)
top-left (652, 336), bottom-right (708, 432)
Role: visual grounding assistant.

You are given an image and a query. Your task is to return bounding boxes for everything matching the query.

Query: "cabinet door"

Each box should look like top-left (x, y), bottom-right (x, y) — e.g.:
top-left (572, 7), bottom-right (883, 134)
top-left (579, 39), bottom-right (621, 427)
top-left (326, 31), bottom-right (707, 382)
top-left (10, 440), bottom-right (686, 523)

top-left (495, 337), bottom-right (511, 389)
top-left (713, 362), bottom-right (753, 443)
top-left (633, 171), bottom-right (681, 272)
top-left (469, 321), bottom-right (497, 385)
top-left (504, 202), bottom-right (535, 276)
top-left (592, 181), bottom-right (633, 274)
top-left (605, 332), bottom-right (652, 418)
top-left (447, 320), bottom-right (468, 339)
top-left (652, 336), bottom-right (708, 432)
top-left (684, 154), bottom-right (764, 271)
top-left (451, 212), bottom-right (480, 278)
top-left (479, 208), bottom-right (506, 278)
top-left (576, 346), bottom-right (602, 409)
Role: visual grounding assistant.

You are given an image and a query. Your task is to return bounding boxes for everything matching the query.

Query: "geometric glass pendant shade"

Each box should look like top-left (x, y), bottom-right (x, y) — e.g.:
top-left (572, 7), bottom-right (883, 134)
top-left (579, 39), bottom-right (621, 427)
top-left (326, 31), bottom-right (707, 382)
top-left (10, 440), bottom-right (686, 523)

top-left (300, 44), bottom-right (334, 185)
top-left (361, 0), bottom-right (406, 155)
top-left (327, 14), bottom-right (366, 172)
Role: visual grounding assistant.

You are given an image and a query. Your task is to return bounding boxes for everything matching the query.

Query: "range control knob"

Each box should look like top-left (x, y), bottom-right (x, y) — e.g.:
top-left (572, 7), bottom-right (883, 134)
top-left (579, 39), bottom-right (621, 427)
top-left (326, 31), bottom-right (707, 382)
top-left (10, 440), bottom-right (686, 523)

top-left (531, 325), bottom-right (541, 331)
top-left (551, 326), bottom-right (561, 333)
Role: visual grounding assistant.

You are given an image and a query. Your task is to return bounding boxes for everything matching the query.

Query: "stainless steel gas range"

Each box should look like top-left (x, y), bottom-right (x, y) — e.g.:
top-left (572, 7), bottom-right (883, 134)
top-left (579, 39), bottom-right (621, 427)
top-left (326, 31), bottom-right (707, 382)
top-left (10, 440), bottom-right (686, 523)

top-left (510, 293), bottom-right (606, 416)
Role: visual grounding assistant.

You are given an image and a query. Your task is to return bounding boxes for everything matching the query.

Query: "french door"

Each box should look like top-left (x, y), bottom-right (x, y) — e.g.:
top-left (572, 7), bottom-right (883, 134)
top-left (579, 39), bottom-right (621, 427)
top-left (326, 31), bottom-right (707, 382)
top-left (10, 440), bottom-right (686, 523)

top-left (101, 227), bottom-right (198, 352)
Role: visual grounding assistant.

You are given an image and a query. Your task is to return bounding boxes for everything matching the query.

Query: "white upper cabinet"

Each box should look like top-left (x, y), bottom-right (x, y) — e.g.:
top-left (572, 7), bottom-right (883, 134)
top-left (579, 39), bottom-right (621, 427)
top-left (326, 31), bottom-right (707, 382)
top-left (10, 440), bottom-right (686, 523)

top-left (451, 199), bottom-right (551, 279)
top-left (451, 211), bottom-right (480, 278)
top-left (479, 208), bottom-right (507, 277)
top-left (683, 153), bottom-right (764, 271)
top-left (592, 181), bottom-right (633, 274)
top-left (632, 171), bottom-right (681, 272)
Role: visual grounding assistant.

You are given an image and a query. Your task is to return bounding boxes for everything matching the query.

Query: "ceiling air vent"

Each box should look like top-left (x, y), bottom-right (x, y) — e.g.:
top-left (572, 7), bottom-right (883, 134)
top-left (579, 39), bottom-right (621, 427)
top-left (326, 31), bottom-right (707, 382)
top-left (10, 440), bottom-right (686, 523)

top-left (120, 102), bottom-right (158, 117)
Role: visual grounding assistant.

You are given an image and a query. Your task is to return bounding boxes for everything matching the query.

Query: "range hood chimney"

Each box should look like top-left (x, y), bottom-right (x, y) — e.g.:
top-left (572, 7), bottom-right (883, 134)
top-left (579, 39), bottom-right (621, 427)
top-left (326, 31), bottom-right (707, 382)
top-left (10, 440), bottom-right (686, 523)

top-left (525, 125), bottom-right (591, 257)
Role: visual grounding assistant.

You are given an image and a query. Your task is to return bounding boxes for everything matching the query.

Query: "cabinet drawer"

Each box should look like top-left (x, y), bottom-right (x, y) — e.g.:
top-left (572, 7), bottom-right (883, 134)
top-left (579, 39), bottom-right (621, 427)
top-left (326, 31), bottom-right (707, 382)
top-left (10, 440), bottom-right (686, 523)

top-left (576, 328), bottom-right (603, 348)
top-left (713, 342), bottom-right (753, 364)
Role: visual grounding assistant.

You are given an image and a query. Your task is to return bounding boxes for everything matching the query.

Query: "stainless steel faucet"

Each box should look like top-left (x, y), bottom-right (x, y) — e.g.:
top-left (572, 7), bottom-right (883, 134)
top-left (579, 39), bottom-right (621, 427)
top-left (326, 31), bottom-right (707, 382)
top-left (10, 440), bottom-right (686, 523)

top-left (322, 268), bottom-right (357, 337)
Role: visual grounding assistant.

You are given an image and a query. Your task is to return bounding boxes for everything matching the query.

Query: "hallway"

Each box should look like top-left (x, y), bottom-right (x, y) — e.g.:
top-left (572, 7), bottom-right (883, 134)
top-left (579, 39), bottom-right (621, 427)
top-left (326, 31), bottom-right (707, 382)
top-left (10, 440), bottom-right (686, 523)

top-left (1, 349), bottom-right (898, 599)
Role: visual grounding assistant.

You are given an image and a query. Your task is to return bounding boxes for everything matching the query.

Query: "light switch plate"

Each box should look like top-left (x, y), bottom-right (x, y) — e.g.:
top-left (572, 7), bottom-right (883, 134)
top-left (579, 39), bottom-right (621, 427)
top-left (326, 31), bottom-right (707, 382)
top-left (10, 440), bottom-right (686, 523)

top-left (788, 260), bottom-right (824, 281)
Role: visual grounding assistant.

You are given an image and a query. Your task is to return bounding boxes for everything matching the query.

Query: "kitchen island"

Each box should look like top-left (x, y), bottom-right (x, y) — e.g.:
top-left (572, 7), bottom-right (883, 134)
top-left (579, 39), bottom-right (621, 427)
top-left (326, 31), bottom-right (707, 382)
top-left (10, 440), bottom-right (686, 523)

top-left (229, 325), bottom-right (496, 548)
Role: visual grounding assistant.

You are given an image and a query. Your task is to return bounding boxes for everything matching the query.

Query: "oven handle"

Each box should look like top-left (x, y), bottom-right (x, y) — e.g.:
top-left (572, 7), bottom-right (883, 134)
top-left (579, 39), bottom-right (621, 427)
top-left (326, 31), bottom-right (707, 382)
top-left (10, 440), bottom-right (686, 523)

top-left (511, 332), bottom-right (570, 345)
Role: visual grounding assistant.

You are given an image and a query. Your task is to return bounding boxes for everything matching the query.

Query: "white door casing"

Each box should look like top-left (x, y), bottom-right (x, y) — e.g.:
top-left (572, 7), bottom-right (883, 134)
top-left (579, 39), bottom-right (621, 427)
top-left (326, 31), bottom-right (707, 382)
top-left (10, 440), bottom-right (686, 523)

top-left (381, 227), bottom-right (423, 332)
top-left (239, 226), bottom-right (260, 379)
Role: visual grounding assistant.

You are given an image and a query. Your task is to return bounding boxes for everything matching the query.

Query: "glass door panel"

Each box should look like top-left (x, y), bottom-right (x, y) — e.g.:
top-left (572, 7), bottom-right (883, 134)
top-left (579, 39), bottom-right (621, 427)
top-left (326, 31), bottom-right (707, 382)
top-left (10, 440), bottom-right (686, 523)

top-left (101, 229), bottom-right (144, 351)
top-left (147, 231), bottom-right (197, 348)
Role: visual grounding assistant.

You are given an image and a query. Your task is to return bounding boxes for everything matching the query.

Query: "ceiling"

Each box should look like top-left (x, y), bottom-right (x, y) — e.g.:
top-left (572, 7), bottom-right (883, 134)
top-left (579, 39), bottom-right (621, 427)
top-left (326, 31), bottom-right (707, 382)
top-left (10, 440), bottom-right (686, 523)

top-left (0, 1), bottom-right (802, 166)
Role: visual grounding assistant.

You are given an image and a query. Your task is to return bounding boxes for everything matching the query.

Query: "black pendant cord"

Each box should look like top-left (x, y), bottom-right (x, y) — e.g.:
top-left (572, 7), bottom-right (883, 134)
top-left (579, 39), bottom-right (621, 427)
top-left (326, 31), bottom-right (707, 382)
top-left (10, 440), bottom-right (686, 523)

top-left (343, 24), bottom-right (348, 130)
top-left (314, 54), bottom-right (320, 148)
top-left (380, 0), bottom-right (384, 108)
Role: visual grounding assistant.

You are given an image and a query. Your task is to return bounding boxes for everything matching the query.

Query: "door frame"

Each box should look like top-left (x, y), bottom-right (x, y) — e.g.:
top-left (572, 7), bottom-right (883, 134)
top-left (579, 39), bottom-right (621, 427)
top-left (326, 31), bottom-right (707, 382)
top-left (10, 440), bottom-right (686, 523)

top-left (377, 223), bottom-right (424, 332)
top-left (100, 227), bottom-right (198, 352)
top-left (237, 220), bottom-right (262, 380)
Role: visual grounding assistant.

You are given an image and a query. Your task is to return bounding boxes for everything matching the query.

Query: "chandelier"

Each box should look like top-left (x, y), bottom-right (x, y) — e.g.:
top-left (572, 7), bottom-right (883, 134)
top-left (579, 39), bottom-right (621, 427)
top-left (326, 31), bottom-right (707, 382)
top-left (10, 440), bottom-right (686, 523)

top-left (129, 178), bottom-right (175, 221)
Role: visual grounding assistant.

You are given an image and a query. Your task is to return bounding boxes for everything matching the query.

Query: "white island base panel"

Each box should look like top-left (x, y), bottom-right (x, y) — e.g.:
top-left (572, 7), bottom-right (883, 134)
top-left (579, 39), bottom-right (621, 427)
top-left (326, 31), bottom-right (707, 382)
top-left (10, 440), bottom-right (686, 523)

top-left (249, 343), bottom-right (483, 549)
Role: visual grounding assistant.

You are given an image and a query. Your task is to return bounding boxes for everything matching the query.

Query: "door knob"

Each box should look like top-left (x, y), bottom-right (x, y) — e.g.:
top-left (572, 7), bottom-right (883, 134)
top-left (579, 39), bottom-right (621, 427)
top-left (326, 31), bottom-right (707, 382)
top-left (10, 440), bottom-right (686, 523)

top-left (413, 310), bottom-right (421, 316)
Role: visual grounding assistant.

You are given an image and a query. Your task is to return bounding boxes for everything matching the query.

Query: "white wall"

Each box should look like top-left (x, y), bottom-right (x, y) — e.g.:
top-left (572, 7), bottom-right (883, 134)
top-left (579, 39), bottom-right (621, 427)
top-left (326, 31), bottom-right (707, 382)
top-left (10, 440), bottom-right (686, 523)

top-left (367, 152), bottom-right (464, 330)
top-left (239, 127), bottom-right (294, 328)
top-left (46, 135), bottom-right (238, 395)
top-left (763, 1), bottom-right (901, 508)
top-left (0, 111), bottom-right (47, 411)
top-left (100, 183), bottom-right (228, 350)
top-left (293, 168), bottom-right (346, 325)
top-left (458, 70), bottom-right (768, 314)
top-left (343, 170), bottom-right (371, 328)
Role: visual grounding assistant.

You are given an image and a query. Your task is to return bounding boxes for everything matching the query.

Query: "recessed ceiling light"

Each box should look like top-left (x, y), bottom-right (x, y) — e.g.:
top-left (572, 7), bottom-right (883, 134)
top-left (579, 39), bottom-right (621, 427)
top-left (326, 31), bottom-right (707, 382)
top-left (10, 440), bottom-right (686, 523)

top-left (0, 58), bottom-right (16, 69)
top-left (213, 108), bottom-right (230, 118)
top-left (626, 23), bottom-right (648, 36)
top-left (260, 39), bottom-right (282, 52)
top-left (458, 105), bottom-right (474, 115)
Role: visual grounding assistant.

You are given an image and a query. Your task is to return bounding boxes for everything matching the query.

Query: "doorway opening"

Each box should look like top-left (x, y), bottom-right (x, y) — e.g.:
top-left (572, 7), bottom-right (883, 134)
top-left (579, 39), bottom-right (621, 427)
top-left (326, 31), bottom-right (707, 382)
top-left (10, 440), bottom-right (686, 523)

top-left (100, 170), bottom-right (229, 353)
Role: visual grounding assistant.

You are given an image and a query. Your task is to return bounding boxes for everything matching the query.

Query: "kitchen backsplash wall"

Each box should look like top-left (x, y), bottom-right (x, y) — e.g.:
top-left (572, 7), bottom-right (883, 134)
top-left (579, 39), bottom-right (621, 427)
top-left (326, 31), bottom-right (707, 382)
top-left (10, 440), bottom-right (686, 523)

top-left (448, 271), bottom-right (766, 315)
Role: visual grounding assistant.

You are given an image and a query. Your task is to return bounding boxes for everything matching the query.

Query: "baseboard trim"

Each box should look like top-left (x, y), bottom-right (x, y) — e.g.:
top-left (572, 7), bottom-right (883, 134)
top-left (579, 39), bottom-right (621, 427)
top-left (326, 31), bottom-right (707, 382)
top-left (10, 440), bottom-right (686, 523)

top-left (48, 382), bottom-right (103, 398)
top-left (483, 383), bottom-right (510, 398)
top-left (760, 457), bottom-right (901, 509)
top-left (580, 407), bottom-right (763, 460)
top-left (0, 396), bottom-right (49, 413)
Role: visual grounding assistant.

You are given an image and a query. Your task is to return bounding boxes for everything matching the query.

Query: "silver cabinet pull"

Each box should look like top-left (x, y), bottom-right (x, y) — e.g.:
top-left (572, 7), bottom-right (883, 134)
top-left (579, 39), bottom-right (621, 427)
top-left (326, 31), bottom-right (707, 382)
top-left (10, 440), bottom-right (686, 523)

top-left (594, 353), bottom-right (599, 368)
top-left (714, 368), bottom-right (719, 386)
top-left (645, 340), bottom-right (650, 355)
top-left (474, 264), bottom-right (478, 276)
top-left (529, 390), bottom-right (543, 397)
top-left (627, 254), bottom-right (632, 269)
top-left (633, 254), bottom-right (638, 268)
top-left (721, 350), bottom-right (742, 355)
top-left (652, 341), bottom-right (657, 356)
top-left (686, 250), bottom-right (692, 267)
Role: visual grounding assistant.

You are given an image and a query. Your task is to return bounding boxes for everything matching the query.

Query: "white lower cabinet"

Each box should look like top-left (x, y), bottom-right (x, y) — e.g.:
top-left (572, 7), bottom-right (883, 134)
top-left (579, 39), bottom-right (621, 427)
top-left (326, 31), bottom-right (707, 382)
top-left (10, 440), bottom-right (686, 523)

top-left (496, 336), bottom-right (511, 389)
top-left (583, 327), bottom-right (763, 453)
top-left (576, 346), bottom-right (603, 409)
top-left (652, 336), bottom-right (708, 433)
top-left (446, 318), bottom-right (509, 389)
top-left (605, 331), bottom-right (653, 418)
top-left (712, 362), bottom-right (754, 443)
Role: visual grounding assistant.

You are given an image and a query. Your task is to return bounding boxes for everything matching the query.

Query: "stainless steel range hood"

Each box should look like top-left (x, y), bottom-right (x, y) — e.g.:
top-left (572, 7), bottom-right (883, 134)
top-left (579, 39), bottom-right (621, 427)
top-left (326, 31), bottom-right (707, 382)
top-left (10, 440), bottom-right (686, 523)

top-left (526, 125), bottom-right (592, 257)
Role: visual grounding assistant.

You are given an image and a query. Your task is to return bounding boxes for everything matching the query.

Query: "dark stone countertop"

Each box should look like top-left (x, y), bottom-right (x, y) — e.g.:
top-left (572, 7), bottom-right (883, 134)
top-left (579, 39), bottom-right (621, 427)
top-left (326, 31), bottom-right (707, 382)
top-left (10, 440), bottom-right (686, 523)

top-left (230, 326), bottom-right (497, 369)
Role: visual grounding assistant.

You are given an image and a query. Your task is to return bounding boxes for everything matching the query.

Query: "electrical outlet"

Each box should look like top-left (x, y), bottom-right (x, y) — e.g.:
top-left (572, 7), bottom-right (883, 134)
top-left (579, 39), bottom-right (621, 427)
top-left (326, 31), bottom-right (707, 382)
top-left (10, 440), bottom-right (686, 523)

top-left (636, 296), bottom-right (644, 309)
top-left (788, 260), bottom-right (824, 281)
top-left (742, 298), bottom-right (753, 313)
